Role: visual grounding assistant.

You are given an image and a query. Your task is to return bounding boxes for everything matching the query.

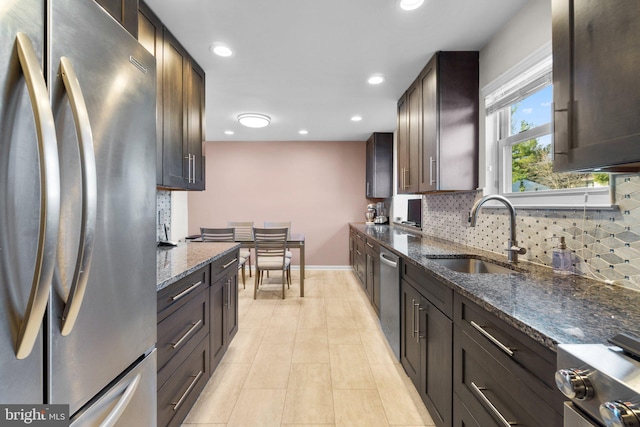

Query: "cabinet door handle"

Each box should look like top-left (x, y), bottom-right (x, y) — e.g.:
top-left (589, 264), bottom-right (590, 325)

top-left (171, 320), bottom-right (202, 349)
top-left (470, 382), bottom-right (516, 427)
top-left (226, 279), bottom-right (231, 307)
top-left (171, 281), bottom-right (202, 302)
top-left (470, 320), bottom-right (515, 357)
top-left (192, 154), bottom-right (196, 183)
top-left (366, 182), bottom-right (370, 196)
top-left (413, 300), bottom-right (420, 340)
top-left (366, 242), bottom-right (374, 248)
top-left (429, 157), bottom-right (437, 186)
top-left (222, 258), bottom-right (238, 269)
top-left (172, 370), bottom-right (204, 411)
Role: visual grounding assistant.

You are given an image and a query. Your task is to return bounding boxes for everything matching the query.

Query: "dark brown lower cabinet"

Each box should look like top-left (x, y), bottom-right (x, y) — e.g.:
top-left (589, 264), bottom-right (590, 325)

top-left (400, 262), bottom-right (453, 427)
top-left (156, 251), bottom-right (239, 427)
top-left (210, 254), bottom-right (239, 371)
top-left (453, 393), bottom-right (499, 427)
top-left (453, 294), bottom-right (563, 427)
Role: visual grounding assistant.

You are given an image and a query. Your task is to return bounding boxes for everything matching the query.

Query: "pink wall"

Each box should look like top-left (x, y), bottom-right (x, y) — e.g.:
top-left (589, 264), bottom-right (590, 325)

top-left (188, 141), bottom-right (368, 266)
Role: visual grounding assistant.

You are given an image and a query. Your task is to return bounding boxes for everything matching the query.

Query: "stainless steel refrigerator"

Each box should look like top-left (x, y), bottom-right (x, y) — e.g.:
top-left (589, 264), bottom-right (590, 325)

top-left (0, 0), bottom-right (157, 424)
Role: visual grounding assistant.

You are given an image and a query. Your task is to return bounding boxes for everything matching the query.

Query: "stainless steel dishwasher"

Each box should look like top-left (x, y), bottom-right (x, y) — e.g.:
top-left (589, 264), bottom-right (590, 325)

top-left (379, 248), bottom-right (400, 360)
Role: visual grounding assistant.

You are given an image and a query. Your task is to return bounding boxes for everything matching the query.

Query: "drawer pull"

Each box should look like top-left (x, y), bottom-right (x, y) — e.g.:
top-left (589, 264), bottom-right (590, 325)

top-left (470, 382), bottom-right (516, 427)
top-left (172, 370), bottom-right (204, 411)
top-left (366, 242), bottom-right (374, 248)
top-left (470, 320), bottom-right (515, 357)
top-left (222, 258), bottom-right (238, 270)
top-left (171, 281), bottom-right (203, 302)
top-left (171, 320), bottom-right (203, 349)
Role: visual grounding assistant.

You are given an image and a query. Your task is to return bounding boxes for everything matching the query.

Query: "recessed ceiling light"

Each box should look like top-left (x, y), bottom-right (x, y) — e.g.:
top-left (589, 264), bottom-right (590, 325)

top-left (299, 130), bottom-right (309, 135)
top-left (351, 115), bottom-right (363, 122)
top-left (224, 130), bottom-right (234, 135)
top-left (237, 113), bottom-right (271, 128)
top-left (368, 75), bottom-right (384, 85)
top-left (210, 43), bottom-right (233, 57)
top-left (399, 0), bottom-right (424, 11)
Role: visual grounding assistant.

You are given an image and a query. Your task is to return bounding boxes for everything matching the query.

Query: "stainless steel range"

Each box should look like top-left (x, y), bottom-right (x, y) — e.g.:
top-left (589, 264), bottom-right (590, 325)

top-left (556, 334), bottom-right (640, 427)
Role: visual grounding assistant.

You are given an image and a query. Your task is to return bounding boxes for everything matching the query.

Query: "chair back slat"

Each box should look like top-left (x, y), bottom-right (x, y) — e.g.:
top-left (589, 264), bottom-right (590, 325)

top-left (253, 227), bottom-right (287, 266)
top-left (228, 221), bottom-right (254, 241)
top-left (200, 227), bottom-right (235, 242)
top-left (264, 221), bottom-right (291, 239)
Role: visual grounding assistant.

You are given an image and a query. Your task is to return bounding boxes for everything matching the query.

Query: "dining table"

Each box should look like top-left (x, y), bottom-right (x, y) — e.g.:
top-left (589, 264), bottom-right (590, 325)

top-left (187, 233), bottom-right (306, 297)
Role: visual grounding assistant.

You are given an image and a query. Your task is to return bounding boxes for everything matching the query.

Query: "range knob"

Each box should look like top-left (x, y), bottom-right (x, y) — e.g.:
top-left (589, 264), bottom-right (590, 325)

top-left (555, 368), bottom-right (593, 400)
top-left (600, 401), bottom-right (640, 427)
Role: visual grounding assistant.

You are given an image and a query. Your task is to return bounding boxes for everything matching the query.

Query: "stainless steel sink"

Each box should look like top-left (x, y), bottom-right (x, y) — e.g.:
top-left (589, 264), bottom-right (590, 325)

top-left (428, 257), bottom-right (516, 274)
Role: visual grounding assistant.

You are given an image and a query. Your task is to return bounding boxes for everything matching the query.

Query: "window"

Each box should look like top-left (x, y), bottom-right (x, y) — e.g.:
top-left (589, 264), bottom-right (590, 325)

top-left (483, 44), bottom-right (611, 208)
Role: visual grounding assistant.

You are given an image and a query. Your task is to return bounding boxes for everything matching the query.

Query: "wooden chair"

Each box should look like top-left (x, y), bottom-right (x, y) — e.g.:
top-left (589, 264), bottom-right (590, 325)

top-left (200, 227), bottom-right (248, 288)
top-left (253, 227), bottom-right (291, 299)
top-left (227, 221), bottom-right (253, 278)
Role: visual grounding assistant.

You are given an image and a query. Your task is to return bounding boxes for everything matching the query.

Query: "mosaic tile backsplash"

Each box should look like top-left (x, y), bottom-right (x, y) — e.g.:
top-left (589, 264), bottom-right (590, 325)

top-left (420, 174), bottom-right (640, 292)
top-left (157, 190), bottom-right (171, 242)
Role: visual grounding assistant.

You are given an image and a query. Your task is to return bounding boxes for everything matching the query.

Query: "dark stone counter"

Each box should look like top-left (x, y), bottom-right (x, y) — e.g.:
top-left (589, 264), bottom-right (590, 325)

top-left (351, 223), bottom-right (640, 351)
top-left (157, 241), bottom-right (239, 291)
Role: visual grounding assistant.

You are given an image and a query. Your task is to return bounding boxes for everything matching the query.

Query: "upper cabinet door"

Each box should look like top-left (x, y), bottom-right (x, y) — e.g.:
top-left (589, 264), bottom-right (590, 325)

top-left (187, 61), bottom-right (206, 190)
top-left (553, 0), bottom-right (640, 172)
top-left (397, 94), bottom-right (410, 194)
top-left (366, 133), bottom-right (393, 199)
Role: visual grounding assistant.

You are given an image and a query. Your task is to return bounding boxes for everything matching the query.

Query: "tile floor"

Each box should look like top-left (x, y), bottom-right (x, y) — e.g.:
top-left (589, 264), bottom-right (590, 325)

top-left (182, 269), bottom-right (435, 427)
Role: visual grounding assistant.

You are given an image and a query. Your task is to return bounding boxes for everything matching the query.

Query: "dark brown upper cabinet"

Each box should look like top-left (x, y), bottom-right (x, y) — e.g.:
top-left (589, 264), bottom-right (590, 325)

top-left (138, 1), bottom-right (206, 190)
top-left (552, 1), bottom-right (640, 172)
top-left (366, 132), bottom-right (393, 198)
top-left (397, 51), bottom-right (479, 194)
top-left (95, 0), bottom-right (138, 37)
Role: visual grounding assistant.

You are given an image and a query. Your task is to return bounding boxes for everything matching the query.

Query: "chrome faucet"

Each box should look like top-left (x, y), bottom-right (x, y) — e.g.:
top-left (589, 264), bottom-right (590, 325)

top-left (468, 194), bottom-right (526, 263)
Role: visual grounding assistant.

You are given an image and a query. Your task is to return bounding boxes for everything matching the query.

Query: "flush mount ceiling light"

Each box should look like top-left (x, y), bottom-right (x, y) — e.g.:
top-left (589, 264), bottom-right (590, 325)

top-left (210, 43), bottom-right (233, 57)
top-left (298, 130), bottom-right (309, 135)
top-left (399, 0), bottom-right (424, 11)
top-left (368, 75), bottom-right (384, 85)
top-left (351, 115), bottom-right (363, 122)
top-left (224, 130), bottom-right (234, 135)
top-left (237, 113), bottom-right (271, 128)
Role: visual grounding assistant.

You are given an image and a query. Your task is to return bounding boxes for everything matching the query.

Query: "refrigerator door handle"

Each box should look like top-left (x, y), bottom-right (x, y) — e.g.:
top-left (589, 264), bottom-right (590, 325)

top-left (14, 33), bottom-right (61, 360)
top-left (98, 373), bottom-right (141, 427)
top-left (58, 56), bottom-right (98, 336)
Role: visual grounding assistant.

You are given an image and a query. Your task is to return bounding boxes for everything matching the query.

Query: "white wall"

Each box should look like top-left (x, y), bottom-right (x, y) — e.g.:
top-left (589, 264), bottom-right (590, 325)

top-left (170, 191), bottom-right (189, 241)
top-left (477, 0), bottom-right (552, 189)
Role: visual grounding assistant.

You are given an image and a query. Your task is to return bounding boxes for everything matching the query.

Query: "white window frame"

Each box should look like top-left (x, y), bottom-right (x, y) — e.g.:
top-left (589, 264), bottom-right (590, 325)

top-left (482, 42), bottom-right (613, 209)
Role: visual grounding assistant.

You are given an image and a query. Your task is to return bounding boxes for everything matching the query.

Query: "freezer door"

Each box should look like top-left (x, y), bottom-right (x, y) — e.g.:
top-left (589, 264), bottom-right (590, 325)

top-left (47, 0), bottom-right (157, 415)
top-left (71, 350), bottom-right (157, 427)
top-left (0, 0), bottom-right (49, 404)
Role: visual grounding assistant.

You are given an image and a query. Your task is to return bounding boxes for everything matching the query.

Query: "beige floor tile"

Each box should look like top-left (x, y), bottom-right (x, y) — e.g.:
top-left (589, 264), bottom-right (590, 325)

top-left (297, 301), bottom-right (328, 330)
top-left (244, 343), bottom-right (293, 389)
top-left (329, 344), bottom-right (376, 389)
top-left (273, 299), bottom-right (303, 318)
top-left (359, 329), bottom-right (398, 365)
top-left (226, 388), bottom-right (287, 427)
top-left (333, 389), bottom-right (389, 427)
top-left (369, 363), bottom-right (432, 426)
top-left (282, 364), bottom-right (335, 424)
top-left (327, 327), bottom-right (361, 345)
top-left (292, 330), bottom-right (330, 364)
top-left (184, 362), bottom-right (251, 424)
top-left (221, 327), bottom-right (265, 364)
top-left (262, 314), bottom-right (298, 345)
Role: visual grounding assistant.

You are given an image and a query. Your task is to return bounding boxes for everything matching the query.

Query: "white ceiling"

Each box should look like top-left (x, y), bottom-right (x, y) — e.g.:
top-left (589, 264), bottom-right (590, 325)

top-left (144, 0), bottom-right (529, 142)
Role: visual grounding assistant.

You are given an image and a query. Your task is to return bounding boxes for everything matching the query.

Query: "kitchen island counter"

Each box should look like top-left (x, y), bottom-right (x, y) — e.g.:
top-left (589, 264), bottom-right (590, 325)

top-left (350, 223), bottom-right (640, 351)
top-left (157, 242), bottom-right (240, 291)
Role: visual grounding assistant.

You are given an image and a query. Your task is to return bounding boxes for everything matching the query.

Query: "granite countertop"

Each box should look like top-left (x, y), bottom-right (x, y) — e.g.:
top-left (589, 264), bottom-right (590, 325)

top-left (351, 223), bottom-right (640, 351)
top-left (157, 241), bottom-right (240, 291)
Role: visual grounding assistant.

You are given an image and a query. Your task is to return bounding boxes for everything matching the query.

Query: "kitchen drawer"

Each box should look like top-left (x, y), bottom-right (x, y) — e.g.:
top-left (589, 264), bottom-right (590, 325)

top-left (453, 392), bottom-right (499, 427)
top-left (157, 286), bottom-right (209, 386)
top-left (402, 261), bottom-right (453, 318)
top-left (157, 336), bottom-right (210, 427)
top-left (454, 294), bottom-right (560, 409)
top-left (158, 265), bottom-right (210, 318)
top-left (453, 325), bottom-right (562, 427)
top-left (210, 249), bottom-right (239, 283)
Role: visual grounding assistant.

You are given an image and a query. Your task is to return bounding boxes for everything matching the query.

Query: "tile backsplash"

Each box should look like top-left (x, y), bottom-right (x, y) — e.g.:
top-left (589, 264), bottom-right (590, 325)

top-left (420, 174), bottom-right (640, 292)
top-left (156, 190), bottom-right (171, 241)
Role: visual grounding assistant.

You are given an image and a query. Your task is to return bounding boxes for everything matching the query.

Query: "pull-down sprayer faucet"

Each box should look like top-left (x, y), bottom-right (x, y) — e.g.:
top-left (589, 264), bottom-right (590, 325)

top-left (468, 194), bottom-right (526, 263)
